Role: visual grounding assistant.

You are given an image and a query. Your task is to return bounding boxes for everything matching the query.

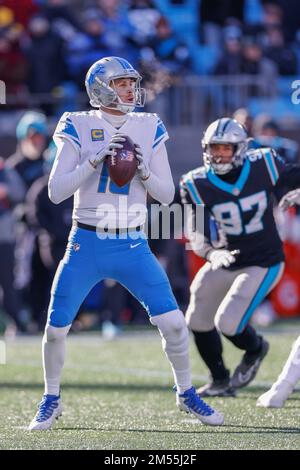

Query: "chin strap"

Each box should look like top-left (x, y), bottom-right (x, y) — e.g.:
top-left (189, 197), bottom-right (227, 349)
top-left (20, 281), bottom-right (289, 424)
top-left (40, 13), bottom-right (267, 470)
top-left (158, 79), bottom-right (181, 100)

top-left (212, 163), bottom-right (234, 175)
top-left (115, 95), bottom-right (135, 113)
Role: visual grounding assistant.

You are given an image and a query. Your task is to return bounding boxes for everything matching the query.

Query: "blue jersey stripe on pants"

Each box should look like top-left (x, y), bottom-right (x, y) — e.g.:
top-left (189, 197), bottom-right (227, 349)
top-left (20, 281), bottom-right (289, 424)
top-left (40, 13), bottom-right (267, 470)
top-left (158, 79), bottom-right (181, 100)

top-left (48, 226), bottom-right (178, 327)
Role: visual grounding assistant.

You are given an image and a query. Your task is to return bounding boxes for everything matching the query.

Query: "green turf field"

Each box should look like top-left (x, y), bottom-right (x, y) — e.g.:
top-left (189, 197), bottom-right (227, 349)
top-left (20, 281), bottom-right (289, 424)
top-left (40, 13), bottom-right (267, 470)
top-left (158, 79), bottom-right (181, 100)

top-left (1, 322), bottom-right (300, 450)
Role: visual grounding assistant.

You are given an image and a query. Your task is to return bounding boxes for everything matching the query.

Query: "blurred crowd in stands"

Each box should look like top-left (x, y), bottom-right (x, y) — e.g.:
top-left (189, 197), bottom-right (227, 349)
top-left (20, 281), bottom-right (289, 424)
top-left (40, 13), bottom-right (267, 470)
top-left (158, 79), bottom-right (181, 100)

top-left (1, 0), bottom-right (300, 335)
top-left (0, 0), bottom-right (300, 109)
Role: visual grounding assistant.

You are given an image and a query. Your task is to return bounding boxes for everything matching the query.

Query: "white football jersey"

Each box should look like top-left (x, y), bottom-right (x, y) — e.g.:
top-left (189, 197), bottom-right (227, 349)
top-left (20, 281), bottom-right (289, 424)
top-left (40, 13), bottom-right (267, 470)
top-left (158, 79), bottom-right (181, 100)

top-left (53, 110), bottom-right (168, 228)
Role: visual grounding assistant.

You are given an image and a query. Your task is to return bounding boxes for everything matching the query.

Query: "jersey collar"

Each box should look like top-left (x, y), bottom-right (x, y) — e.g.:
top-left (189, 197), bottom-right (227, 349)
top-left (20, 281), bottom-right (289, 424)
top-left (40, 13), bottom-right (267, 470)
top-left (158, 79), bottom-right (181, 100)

top-left (96, 110), bottom-right (131, 133)
top-left (207, 158), bottom-right (250, 196)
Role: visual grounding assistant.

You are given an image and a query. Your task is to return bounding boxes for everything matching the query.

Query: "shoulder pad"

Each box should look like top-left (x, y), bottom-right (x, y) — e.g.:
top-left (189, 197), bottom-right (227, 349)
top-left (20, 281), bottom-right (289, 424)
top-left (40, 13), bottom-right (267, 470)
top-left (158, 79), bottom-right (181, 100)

top-left (180, 168), bottom-right (205, 204)
top-left (55, 112), bottom-right (82, 149)
top-left (249, 146), bottom-right (282, 185)
top-left (66, 110), bottom-right (96, 120)
top-left (129, 112), bottom-right (156, 122)
top-left (246, 148), bottom-right (265, 162)
top-left (181, 167), bottom-right (207, 186)
top-left (247, 147), bottom-right (284, 163)
top-left (192, 166), bottom-right (208, 180)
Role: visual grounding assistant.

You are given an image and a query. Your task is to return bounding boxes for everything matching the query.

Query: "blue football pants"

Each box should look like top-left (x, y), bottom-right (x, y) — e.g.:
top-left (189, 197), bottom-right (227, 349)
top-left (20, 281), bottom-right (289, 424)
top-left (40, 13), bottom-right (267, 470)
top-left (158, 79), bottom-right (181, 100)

top-left (48, 226), bottom-right (178, 327)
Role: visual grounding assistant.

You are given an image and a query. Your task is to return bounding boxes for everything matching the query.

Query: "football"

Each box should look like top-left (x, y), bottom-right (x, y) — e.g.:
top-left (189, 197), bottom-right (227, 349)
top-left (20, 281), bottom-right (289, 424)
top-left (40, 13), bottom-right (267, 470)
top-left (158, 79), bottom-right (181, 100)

top-left (106, 135), bottom-right (138, 187)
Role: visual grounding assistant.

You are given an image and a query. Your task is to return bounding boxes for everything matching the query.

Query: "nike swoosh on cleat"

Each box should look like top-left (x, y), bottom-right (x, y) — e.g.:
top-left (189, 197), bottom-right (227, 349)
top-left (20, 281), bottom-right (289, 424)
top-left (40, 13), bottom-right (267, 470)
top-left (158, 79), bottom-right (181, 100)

top-left (238, 364), bottom-right (257, 384)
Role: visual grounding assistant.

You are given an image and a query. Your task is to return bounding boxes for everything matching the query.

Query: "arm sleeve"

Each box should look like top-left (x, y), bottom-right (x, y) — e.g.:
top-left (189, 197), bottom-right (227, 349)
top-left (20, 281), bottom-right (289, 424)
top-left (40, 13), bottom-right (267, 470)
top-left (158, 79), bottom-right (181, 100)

top-left (142, 142), bottom-right (175, 205)
top-left (179, 177), bottom-right (213, 259)
top-left (276, 163), bottom-right (300, 189)
top-left (262, 148), bottom-right (300, 190)
top-left (48, 138), bottom-right (95, 204)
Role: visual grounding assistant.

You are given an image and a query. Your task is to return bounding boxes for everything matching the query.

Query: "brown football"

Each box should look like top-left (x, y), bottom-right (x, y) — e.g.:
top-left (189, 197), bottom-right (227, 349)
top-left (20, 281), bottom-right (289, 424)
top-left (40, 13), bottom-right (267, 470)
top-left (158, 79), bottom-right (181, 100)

top-left (106, 135), bottom-right (138, 187)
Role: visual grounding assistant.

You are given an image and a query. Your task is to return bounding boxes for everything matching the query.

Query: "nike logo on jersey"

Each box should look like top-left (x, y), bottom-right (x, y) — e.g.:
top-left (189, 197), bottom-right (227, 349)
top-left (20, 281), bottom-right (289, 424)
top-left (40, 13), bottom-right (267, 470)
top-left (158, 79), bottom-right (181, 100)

top-left (130, 243), bottom-right (142, 249)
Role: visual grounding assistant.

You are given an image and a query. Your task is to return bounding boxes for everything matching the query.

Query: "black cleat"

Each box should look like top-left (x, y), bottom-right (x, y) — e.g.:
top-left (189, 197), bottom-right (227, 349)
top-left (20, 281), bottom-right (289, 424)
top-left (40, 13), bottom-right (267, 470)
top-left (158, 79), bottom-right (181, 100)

top-left (197, 378), bottom-right (236, 397)
top-left (231, 338), bottom-right (269, 389)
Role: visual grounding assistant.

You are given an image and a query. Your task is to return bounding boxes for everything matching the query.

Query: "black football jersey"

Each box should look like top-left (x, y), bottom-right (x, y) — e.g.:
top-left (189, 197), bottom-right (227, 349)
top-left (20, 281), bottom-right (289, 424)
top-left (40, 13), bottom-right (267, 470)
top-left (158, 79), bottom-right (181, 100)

top-left (180, 147), bottom-right (300, 269)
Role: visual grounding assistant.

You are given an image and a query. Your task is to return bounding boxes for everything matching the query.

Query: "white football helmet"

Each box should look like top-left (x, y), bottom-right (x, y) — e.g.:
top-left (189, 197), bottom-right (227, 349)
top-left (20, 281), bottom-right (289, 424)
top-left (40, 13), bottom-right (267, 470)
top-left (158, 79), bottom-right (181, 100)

top-left (202, 118), bottom-right (248, 174)
top-left (85, 56), bottom-right (146, 113)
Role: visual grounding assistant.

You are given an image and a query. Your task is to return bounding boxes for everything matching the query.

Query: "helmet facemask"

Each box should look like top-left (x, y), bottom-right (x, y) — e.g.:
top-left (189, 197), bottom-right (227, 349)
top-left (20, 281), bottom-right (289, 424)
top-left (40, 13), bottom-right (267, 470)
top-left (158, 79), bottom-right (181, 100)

top-left (108, 77), bottom-right (146, 113)
top-left (203, 141), bottom-right (248, 175)
top-left (202, 118), bottom-right (249, 175)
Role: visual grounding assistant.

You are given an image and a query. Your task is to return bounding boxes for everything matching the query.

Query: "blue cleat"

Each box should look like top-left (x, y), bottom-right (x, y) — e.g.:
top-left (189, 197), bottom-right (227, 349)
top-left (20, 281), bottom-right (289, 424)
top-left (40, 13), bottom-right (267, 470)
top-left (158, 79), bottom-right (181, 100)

top-left (28, 394), bottom-right (62, 431)
top-left (176, 386), bottom-right (224, 426)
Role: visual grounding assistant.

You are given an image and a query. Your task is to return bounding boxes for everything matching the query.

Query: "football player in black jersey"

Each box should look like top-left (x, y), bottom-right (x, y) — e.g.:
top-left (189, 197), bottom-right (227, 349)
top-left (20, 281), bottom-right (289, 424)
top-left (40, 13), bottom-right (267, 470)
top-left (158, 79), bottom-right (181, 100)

top-left (180, 117), bottom-right (300, 397)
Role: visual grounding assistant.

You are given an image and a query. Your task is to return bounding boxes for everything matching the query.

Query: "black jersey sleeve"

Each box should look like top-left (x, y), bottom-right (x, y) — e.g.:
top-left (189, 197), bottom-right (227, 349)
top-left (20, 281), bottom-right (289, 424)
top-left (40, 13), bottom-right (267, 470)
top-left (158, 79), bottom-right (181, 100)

top-left (259, 147), bottom-right (300, 200)
top-left (264, 148), bottom-right (300, 188)
top-left (276, 162), bottom-right (300, 190)
top-left (180, 174), bottom-right (214, 259)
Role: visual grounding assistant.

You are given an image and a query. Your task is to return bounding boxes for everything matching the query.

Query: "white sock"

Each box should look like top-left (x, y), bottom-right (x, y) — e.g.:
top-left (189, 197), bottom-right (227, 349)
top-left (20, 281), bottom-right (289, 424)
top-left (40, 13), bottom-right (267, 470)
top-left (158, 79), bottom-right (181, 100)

top-left (275, 335), bottom-right (300, 389)
top-left (43, 324), bottom-right (71, 396)
top-left (150, 310), bottom-right (192, 394)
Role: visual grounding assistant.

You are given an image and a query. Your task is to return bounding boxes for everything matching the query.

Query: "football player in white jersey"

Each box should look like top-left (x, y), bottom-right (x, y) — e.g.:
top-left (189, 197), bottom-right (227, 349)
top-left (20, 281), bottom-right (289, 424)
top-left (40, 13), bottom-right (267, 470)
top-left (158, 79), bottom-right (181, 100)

top-left (28, 56), bottom-right (224, 430)
top-left (257, 189), bottom-right (300, 408)
top-left (257, 335), bottom-right (300, 408)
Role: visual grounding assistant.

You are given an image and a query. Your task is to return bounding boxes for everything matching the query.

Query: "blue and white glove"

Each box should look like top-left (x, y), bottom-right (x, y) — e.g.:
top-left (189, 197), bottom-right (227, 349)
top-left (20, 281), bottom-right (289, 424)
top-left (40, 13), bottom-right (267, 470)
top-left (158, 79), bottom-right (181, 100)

top-left (207, 249), bottom-right (239, 271)
top-left (135, 144), bottom-right (150, 181)
top-left (279, 188), bottom-right (300, 211)
top-left (88, 135), bottom-right (124, 169)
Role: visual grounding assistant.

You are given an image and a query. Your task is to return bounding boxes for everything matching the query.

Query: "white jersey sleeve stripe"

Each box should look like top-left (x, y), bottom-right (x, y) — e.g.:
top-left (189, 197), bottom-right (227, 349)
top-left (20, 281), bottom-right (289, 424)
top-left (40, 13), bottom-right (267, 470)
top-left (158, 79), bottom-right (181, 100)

top-left (54, 115), bottom-right (81, 148)
top-left (152, 118), bottom-right (168, 148)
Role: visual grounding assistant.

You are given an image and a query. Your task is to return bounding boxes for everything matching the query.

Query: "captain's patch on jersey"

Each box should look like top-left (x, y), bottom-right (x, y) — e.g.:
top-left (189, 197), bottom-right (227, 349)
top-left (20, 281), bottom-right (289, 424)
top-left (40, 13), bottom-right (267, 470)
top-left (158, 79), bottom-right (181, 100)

top-left (91, 129), bottom-right (104, 141)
